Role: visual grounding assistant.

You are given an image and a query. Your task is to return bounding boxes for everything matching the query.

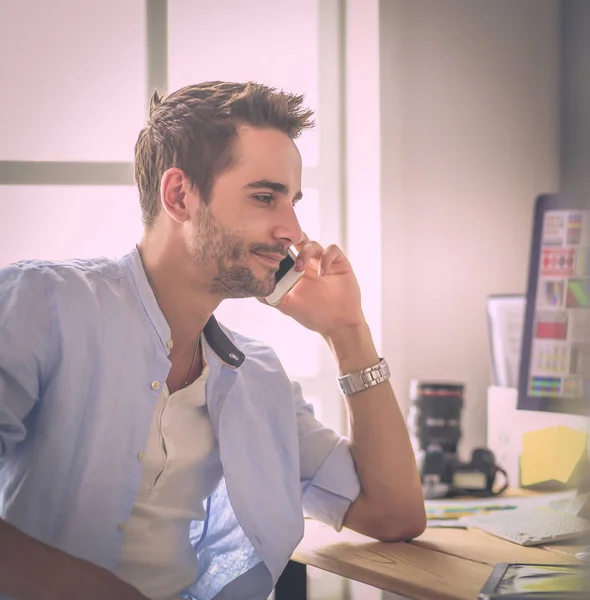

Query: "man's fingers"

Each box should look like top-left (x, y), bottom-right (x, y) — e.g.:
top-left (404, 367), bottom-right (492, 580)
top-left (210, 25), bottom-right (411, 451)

top-left (295, 241), bottom-right (345, 277)
top-left (293, 233), bottom-right (310, 253)
top-left (317, 244), bottom-right (343, 276)
top-left (294, 240), bottom-right (324, 272)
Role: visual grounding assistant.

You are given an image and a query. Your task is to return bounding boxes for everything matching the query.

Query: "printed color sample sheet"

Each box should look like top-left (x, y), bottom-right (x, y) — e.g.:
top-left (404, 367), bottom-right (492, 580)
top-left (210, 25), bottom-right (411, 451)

top-left (530, 210), bottom-right (590, 401)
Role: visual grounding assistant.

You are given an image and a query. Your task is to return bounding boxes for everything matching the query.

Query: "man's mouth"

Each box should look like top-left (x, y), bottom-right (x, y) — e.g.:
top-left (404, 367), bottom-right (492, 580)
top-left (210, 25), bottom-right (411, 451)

top-left (252, 252), bottom-right (285, 268)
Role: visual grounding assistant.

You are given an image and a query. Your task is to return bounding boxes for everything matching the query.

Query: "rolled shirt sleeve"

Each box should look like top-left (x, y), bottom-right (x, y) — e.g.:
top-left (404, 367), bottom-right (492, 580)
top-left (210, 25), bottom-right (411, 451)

top-left (293, 382), bottom-right (361, 530)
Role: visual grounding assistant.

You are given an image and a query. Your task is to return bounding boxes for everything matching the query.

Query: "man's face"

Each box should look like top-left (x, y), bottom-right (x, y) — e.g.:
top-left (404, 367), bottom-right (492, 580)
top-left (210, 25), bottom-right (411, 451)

top-left (189, 126), bottom-right (304, 299)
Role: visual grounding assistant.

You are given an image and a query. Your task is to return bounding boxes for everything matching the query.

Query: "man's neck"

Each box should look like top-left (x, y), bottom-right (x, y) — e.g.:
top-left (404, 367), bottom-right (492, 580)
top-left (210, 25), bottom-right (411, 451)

top-left (137, 235), bottom-right (221, 354)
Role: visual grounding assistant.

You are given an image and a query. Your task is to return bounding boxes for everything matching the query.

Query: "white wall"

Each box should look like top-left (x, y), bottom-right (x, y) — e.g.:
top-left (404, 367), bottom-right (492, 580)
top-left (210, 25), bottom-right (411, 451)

top-left (377, 0), bottom-right (561, 456)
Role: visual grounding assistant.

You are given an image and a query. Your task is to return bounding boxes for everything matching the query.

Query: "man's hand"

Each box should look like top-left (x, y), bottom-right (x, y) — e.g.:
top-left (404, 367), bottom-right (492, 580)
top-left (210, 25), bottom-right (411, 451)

top-left (268, 236), bottom-right (365, 336)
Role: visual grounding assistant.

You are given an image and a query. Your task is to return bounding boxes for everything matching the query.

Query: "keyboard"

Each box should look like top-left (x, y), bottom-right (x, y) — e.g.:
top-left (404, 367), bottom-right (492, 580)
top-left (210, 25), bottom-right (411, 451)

top-left (460, 506), bottom-right (590, 546)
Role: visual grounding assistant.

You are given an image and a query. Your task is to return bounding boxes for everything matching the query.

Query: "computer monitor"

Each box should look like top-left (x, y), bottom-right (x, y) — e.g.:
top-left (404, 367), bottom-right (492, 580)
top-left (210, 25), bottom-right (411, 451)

top-left (518, 194), bottom-right (590, 415)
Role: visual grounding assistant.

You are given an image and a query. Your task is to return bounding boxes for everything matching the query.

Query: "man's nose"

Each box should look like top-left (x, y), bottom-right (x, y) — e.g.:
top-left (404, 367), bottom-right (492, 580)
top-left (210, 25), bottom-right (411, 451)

top-left (274, 202), bottom-right (304, 246)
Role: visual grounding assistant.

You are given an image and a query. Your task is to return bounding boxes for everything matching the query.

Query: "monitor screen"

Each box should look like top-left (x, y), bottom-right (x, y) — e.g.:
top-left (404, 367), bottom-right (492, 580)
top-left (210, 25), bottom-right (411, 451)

top-left (518, 195), bottom-right (590, 415)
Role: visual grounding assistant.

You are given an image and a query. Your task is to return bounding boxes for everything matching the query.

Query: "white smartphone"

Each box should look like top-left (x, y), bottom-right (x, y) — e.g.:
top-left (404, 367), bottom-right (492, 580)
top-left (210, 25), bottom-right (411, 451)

top-left (265, 246), bottom-right (305, 306)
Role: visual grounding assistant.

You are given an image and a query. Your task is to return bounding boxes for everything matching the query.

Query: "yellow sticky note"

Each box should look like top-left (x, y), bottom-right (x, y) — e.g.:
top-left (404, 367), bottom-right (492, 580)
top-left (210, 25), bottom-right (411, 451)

top-left (554, 425), bottom-right (588, 483)
top-left (521, 427), bottom-right (554, 486)
top-left (520, 426), bottom-right (588, 486)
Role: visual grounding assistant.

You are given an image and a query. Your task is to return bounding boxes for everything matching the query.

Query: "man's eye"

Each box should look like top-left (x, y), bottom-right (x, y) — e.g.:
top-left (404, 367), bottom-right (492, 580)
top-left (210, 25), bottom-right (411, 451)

top-left (254, 195), bottom-right (274, 204)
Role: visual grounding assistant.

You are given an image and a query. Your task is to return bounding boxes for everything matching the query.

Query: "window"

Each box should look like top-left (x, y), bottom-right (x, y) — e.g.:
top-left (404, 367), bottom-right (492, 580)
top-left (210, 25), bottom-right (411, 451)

top-left (0, 0), bottom-right (145, 162)
top-left (0, 0), bottom-right (345, 435)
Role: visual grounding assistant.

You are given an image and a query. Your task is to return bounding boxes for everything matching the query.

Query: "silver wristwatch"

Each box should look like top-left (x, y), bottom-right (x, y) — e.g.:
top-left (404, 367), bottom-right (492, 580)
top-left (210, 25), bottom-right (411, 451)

top-left (338, 358), bottom-right (391, 396)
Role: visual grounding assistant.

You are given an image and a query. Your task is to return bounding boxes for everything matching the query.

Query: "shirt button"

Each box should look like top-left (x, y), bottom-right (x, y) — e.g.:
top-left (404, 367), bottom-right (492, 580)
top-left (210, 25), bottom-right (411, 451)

top-left (137, 451), bottom-right (145, 461)
top-left (118, 522), bottom-right (125, 532)
top-left (167, 339), bottom-right (174, 349)
top-left (151, 381), bottom-right (160, 391)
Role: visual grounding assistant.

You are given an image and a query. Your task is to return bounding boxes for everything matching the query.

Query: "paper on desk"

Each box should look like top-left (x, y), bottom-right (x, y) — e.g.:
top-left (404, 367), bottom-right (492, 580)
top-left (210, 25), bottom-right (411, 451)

top-left (425, 490), bottom-right (576, 521)
top-left (426, 519), bottom-right (467, 528)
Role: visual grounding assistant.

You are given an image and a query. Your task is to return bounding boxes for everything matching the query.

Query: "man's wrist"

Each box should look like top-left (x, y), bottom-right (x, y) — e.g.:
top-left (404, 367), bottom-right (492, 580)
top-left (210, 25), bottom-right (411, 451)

top-left (324, 322), bottom-right (380, 374)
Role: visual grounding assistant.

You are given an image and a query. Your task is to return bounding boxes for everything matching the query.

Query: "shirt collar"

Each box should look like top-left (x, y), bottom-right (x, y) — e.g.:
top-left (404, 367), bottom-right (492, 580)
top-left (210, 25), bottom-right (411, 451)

top-left (120, 247), bottom-right (245, 368)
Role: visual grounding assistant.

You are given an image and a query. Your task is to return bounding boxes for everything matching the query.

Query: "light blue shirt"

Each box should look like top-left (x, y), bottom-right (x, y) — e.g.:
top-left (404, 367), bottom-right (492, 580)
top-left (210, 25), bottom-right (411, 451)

top-left (0, 248), bottom-right (360, 600)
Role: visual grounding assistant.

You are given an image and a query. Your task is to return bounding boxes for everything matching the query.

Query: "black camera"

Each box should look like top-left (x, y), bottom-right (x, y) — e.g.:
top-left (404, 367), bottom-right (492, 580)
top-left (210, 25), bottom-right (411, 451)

top-left (420, 446), bottom-right (508, 499)
top-left (408, 381), bottom-right (508, 499)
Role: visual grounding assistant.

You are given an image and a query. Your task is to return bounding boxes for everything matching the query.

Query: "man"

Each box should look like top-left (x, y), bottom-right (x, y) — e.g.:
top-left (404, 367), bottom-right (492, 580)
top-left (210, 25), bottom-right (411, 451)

top-left (0, 82), bottom-right (425, 600)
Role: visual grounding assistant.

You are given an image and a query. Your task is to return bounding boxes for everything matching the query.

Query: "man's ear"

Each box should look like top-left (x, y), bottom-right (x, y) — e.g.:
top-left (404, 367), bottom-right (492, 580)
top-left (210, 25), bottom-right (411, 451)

top-left (160, 168), bottom-right (194, 223)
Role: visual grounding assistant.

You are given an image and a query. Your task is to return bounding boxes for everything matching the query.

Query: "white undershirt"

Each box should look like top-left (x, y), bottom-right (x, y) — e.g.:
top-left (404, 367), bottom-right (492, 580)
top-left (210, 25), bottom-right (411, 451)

top-left (116, 349), bottom-right (223, 600)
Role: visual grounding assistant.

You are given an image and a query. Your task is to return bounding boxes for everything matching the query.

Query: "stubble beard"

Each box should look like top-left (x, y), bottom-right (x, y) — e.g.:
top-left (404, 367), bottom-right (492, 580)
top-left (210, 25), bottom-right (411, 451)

top-left (190, 207), bottom-right (277, 299)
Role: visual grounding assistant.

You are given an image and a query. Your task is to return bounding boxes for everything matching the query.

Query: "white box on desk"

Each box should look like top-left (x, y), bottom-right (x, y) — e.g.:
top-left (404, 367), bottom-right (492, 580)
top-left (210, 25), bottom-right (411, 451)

top-left (486, 386), bottom-right (589, 488)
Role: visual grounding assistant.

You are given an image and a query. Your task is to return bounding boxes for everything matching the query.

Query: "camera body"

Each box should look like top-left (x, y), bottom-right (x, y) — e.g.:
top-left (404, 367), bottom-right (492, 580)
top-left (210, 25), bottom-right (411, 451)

top-left (419, 446), bottom-right (507, 499)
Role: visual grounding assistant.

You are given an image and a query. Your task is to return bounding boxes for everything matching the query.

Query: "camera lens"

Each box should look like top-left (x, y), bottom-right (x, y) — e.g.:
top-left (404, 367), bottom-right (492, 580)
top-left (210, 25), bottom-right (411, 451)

top-left (408, 380), bottom-right (464, 454)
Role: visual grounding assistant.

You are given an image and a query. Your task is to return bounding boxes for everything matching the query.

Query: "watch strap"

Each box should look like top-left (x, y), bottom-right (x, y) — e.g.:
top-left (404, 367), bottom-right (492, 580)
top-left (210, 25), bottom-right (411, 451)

top-left (338, 358), bottom-right (391, 396)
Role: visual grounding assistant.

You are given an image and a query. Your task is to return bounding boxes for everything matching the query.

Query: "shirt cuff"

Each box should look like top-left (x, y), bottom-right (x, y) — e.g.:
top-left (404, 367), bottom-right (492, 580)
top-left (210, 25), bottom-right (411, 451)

top-left (302, 437), bottom-right (361, 531)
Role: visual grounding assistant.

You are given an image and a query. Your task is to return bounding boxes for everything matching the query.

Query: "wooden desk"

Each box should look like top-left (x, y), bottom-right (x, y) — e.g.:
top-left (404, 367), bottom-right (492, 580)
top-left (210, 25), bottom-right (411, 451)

top-left (278, 519), bottom-right (581, 600)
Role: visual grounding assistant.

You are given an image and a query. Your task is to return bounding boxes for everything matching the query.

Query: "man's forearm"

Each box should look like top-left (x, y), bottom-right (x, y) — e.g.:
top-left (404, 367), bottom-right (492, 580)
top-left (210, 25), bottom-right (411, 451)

top-left (0, 518), bottom-right (147, 600)
top-left (324, 322), bottom-right (426, 540)
top-left (0, 517), bottom-right (54, 599)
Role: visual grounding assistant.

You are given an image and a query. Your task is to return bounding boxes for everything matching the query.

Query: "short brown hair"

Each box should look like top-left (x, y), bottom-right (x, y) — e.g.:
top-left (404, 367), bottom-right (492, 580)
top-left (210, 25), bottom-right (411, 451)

top-left (134, 81), bottom-right (315, 228)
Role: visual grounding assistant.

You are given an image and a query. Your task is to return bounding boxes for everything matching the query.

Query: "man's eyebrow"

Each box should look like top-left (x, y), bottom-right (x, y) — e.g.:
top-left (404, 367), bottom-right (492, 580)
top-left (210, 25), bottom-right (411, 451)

top-left (244, 180), bottom-right (303, 201)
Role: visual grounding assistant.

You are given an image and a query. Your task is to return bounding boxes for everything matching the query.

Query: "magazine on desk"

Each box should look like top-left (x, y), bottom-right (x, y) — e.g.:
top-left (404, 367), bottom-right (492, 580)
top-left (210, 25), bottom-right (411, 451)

top-left (478, 562), bottom-right (589, 599)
